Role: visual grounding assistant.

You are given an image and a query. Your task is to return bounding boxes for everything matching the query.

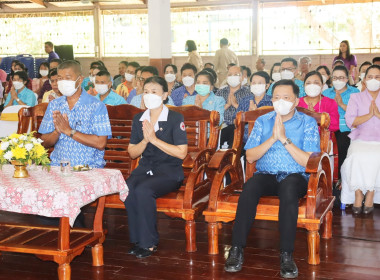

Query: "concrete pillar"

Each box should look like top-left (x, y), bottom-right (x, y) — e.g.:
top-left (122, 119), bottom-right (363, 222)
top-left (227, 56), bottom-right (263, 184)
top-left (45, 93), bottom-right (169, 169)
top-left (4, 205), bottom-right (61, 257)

top-left (251, 0), bottom-right (259, 69)
top-left (148, 0), bottom-right (172, 76)
top-left (93, 3), bottom-right (104, 59)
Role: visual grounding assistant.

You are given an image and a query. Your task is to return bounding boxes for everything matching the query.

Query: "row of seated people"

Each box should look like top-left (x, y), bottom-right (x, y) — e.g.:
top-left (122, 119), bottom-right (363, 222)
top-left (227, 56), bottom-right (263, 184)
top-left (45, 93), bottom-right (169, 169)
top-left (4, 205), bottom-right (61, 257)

top-left (14, 60), bottom-right (379, 279)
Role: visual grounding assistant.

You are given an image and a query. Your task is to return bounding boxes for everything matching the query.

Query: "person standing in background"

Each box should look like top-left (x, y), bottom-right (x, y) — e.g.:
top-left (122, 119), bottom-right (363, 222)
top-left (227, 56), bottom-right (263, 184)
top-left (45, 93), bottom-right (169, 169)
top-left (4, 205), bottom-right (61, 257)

top-left (44, 41), bottom-right (60, 63)
top-left (186, 40), bottom-right (203, 72)
top-left (333, 40), bottom-right (357, 81)
top-left (214, 38), bottom-right (239, 87)
top-left (296, 56), bottom-right (312, 81)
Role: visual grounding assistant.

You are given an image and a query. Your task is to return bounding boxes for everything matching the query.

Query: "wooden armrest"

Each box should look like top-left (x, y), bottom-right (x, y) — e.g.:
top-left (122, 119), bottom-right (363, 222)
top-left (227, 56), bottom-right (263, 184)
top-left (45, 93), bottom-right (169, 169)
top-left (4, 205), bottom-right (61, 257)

top-left (305, 152), bottom-right (329, 173)
top-left (183, 149), bottom-right (215, 169)
top-left (208, 149), bottom-right (237, 170)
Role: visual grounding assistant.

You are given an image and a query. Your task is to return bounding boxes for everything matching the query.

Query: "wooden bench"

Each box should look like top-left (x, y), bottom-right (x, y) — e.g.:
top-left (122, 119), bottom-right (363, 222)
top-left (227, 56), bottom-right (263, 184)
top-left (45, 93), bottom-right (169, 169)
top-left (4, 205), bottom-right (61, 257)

top-left (203, 107), bottom-right (335, 265)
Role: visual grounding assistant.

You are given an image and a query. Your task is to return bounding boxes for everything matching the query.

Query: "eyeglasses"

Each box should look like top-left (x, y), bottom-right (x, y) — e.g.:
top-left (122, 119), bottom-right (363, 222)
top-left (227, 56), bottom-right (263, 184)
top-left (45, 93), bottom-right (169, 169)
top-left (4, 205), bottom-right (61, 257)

top-left (332, 76), bottom-right (348, 81)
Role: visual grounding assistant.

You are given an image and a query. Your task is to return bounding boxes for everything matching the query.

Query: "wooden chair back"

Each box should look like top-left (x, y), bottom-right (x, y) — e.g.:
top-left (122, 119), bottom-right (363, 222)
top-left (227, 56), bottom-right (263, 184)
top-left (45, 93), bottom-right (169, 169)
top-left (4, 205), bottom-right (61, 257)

top-left (104, 104), bottom-right (144, 180)
top-left (17, 103), bottom-right (49, 136)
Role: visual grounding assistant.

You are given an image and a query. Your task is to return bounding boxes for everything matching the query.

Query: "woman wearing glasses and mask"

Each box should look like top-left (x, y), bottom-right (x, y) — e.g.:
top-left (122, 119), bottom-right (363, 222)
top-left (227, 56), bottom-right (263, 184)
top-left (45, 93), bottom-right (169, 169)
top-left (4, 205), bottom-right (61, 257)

top-left (323, 65), bottom-right (360, 188)
top-left (125, 76), bottom-right (188, 259)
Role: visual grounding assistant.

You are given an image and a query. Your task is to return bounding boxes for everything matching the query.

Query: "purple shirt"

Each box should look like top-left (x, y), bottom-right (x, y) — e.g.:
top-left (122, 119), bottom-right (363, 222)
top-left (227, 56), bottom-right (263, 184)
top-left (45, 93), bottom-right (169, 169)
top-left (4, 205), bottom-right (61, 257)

top-left (48, 51), bottom-right (60, 62)
top-left (333, 55), bottom-right (357, 71)
top-left (345, 89), bottom-right (380, 142)
top-left (39, 79), bottom-right (52, 99)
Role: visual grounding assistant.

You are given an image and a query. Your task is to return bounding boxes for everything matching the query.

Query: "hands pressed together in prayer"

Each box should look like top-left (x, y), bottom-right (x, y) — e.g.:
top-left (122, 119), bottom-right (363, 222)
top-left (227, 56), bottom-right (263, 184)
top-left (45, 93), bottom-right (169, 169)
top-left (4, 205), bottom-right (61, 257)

top-left (369, 100), bottom-right (380, 119)
top-left (53, 110), bottom-right (72, 136)
top-left (249, 100), bottom-right (257, 111)
top-left (225, 92), bottom-right (238, 110)
top-left (272, 113), bottom-right (287, 143)
top-left (10, 86), bottom-right (18, 100)
top-left (142, 120), bottom-right (157, 144)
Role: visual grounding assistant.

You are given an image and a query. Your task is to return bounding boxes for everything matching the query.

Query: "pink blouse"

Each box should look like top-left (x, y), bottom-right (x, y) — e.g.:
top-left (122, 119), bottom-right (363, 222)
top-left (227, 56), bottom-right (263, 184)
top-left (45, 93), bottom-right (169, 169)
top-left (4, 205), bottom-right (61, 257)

top-left (298, 96), bottom-right (339, 132)
top-left (345, 89), bottom-right (380, 142)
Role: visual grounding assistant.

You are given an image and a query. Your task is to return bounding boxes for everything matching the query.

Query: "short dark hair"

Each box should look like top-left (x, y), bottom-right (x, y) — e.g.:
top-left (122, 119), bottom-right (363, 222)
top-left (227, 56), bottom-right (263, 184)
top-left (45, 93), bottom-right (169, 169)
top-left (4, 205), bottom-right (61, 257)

top-left (196, 70), bottom-right (216, 86)
top-left (359, 61), bottom-right (372, 72)
top-left (13, 70), bottom-right (28, 83)
top-left (186, 40), bottom-right (197, 52)
top-left (281, 57), bottom-right (298, 68)
top-left (272, 79), bottom-right (299, 98)
top-left (316, 65), bottom-right (332, 87)
top-left (11, 59), bottom-right (20, 66)
top-left (181, 63), bottom-right (197, 75)
top-left (144, 76), bottom-right (169, 104)
top-left (45, 41), bottom-right (54, 48)
top-left (164, 64), bottom-right (178, 74)
top-left (228, 63), bottom-right (236, 68)
top-left (372, 57), bottom-right (380, 64)
top-left (90, 61), bottom-right (104, 69)
top-left (141, 66), bottom-right (159, 76)
top-left (270, 62), bottom-right (281, 80)
top-left (119, 61), bottom-right (128, 68)
top-left (48, 68), bottom-right (57, 79)
top-left (135, 66), bottom-right (144, 76)
top-left (57, 60), bottom-right (82, 75)
top-left (333, 59), bottom-right (345, 67)
top-left (220, 38), bottom-right (228, 45)
top-left (202, 68), bottom-right (217, 85)
top-left (14, 62), bottom-right (26, 71)
top-left (250, 71), bottom-right (270, 84)
top-left (39, 62), bottom-right (49, 70)
top-left (50, 58), bottom-right (62, 65)
top-left (332, 65), bottom-right (349, 77)
top-left (241, 66), bottom-right (252, 79)
top-left (304, 70), bottom-right (323, 85)
top-left (128, 61), bottom-right (140, 69)
top-left (364, 64), bottom-right (380, 77)
top-left (204, 62), bottom-right (214, 69)
top-left (96, 70), bottom-right (111, 80)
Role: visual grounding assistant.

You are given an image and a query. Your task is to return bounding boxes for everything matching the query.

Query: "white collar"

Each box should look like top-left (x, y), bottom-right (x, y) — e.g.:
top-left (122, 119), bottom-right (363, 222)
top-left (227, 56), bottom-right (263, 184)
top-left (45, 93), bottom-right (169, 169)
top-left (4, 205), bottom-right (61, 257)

top-left (139, 105), bottom-right (169, 132)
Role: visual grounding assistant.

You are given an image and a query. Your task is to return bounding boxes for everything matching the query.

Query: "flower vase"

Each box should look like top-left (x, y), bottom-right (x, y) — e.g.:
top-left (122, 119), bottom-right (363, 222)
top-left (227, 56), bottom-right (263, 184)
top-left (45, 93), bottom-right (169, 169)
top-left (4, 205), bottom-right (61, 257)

top-left (11, 160), bottom-right (29, 178)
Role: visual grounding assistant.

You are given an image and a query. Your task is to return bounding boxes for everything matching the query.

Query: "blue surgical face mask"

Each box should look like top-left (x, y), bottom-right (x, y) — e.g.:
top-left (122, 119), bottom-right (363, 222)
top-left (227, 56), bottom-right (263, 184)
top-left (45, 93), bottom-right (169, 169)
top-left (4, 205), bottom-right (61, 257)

top-left (195, 84), bottom-right (211, 96)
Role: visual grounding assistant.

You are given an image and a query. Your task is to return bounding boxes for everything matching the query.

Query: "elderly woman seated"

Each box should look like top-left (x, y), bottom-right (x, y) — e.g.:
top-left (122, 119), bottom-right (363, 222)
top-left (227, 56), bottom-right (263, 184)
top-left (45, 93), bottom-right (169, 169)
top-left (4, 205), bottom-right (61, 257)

top-left (341, 65), bottom-right (380, 214)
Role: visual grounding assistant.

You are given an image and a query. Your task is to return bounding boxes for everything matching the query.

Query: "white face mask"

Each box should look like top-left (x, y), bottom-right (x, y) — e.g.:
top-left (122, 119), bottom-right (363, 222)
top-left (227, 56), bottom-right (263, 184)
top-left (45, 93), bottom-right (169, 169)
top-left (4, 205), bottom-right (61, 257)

top-left (273, 99), bottom-right (295, 116)
top-left (366, 79), bottom-right (380, 92)
top-left (281, 70), bottom-right (294, 80)
top-left (165, 73), bottom-right (176, 83)
top-left (40, 70), bottom-right (49, 77)
top-left (322, 75), bottom-right (328, 84)
top-left (227, 75), bottom-right (241, 87)
top-left (58, 77), bottom-right (80, 97)
top-left (95, 84), bottom-right (109, 95)
top-left (250, 84), bottom-right (266, 97)
top-left (333, 80), bottom-right (346, 91)
top-left (305, 84), bottom-right (322, 98)
top-left (125, 73), bottom-right (134, 82)
top-left (241, 78), bottom-right (248, 86)
top-left (143, 93), bottom-right (163, 109)
top-left (272, 72), bottom-right (281, 82)
top-left (13, 81), bottom-right (24, 90)
top-left (89, 75), bottom-right (95, 84)
top-left (360, 73), bottom-right (365, 81)
top-left (182, 76), bottom-right (194, 87)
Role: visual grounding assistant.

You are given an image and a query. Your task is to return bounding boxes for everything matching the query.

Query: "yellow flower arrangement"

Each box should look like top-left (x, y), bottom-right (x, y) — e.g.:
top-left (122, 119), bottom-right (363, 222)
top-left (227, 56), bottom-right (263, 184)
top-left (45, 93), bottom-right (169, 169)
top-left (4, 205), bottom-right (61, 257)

top-left (0, 132), bottom-right (50, 170)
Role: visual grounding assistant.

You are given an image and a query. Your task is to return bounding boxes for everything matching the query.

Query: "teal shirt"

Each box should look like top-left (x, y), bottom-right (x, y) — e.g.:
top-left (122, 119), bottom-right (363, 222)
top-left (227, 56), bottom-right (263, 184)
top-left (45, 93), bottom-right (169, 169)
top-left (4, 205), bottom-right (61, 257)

top-left (182, 92), bottom-right (226, 125)
top-left (4, 87), bottom-right (37, 107)
top-left (95, 89), bottom-right (127, 105)
top-left (322, 85), bottom-right (360, 132)
top-left (267, 79), bottom-right (305, 97)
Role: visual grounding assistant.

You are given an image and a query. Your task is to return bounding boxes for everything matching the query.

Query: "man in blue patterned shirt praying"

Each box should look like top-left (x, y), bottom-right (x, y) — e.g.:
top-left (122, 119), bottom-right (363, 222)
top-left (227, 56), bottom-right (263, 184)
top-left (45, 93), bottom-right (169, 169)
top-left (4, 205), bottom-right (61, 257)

top-left (39, 60), bottom-right (112, 168)
top-left (225, 79), bottom-right (320, 279)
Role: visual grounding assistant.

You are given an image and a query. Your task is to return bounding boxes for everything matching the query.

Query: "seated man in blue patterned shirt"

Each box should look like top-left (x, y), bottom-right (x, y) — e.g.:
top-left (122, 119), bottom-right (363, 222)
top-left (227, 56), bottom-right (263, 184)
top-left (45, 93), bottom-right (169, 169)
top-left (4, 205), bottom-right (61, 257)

top-left (170, 63), bottom-right (198, 106)
top-left (225, 79), bottom-right (320, 279)
top-left (94, 70), bottom-right (127, 106)
top-left (267, 57), bottom-right (306, 97)
top-left (39, 60), bottom-right (112, 168)
top-left (216, 65), bottom-right (251, 148)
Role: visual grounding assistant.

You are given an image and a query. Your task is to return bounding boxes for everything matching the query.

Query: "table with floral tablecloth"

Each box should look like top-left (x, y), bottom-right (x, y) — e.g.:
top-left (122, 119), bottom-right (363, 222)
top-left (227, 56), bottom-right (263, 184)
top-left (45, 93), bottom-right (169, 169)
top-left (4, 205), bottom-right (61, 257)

top-left (0, 165), bottom-right (128, 226)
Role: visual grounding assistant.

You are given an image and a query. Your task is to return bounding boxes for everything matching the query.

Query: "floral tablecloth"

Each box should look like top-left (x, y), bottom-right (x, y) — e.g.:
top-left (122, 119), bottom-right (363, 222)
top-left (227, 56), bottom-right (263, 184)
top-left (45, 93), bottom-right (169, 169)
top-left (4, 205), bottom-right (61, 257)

top-left (0, 165), bottom-right (128, 226)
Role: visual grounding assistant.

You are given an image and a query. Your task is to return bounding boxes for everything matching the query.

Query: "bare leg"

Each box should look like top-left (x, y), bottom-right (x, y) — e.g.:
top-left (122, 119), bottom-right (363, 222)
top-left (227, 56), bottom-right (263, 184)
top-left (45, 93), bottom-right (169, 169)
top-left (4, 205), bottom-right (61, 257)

top-left (364, 190), bottom-right (375, 207)
top-left (354, 190), bottom-right (364, 207)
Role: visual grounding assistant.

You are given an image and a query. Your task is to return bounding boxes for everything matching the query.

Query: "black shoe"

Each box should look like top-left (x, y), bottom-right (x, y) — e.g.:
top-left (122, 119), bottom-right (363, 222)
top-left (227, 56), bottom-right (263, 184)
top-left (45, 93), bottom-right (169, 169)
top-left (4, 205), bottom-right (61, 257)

top-left (280, 252), bottom-right (298, 279)
top-left (128, 244), bottom-right (140, 255)
top-left (224, 246), bottom-right (244, 273)
top-left (135, 245), bottom-right (157, 259)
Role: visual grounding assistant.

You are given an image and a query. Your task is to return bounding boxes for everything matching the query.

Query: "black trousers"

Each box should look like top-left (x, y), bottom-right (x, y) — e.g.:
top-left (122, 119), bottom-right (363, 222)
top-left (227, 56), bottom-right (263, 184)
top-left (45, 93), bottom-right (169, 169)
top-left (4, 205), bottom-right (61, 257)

top-left (124, 174), bottom-right (180, 248)
top-left (231, 173), bottom-right (308, 253)
top-left (335, 131), bottom-right (351, 179)
top-left (220, 124), bottom-right (235, 149)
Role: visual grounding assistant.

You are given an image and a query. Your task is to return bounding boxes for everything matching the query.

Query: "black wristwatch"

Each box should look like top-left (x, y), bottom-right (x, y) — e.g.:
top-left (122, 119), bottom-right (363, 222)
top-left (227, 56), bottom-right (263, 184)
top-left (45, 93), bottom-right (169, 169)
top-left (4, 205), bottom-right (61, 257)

top-left (282, 138), bottom-right (292, 146)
